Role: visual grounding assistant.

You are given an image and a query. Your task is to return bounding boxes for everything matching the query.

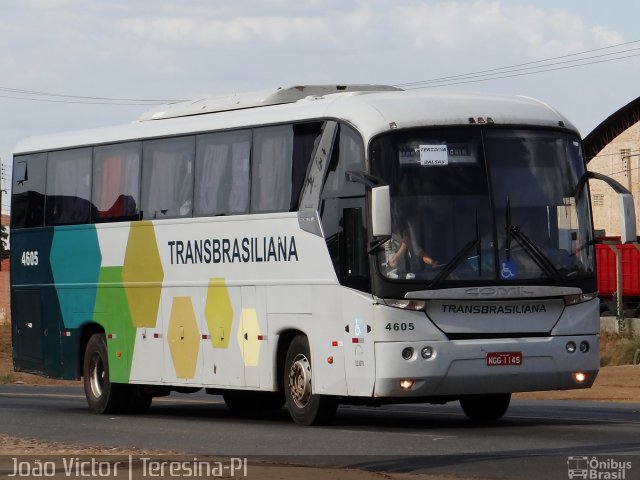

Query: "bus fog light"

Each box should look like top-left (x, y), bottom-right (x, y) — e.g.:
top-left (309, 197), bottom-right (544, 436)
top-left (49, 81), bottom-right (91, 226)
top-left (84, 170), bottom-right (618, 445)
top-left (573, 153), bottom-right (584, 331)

top-left (401, 347), bottom-right (414, 360)
top-left (566, 341), bottom-right (576, 354)
top-left (400, 379), bottom-right (414, 390)
top-left (421, 346), bottom-right (434, 359)
top-left (579, 341), bottom-right (590, 353)
top-left (572, 372), bottom-right (587, 384)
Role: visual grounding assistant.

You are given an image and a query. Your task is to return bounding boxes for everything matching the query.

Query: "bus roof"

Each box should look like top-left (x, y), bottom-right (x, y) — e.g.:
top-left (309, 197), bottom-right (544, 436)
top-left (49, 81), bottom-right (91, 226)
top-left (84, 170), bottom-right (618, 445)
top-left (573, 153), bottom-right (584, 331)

top-left (13, 86), bottom-right (578, 155)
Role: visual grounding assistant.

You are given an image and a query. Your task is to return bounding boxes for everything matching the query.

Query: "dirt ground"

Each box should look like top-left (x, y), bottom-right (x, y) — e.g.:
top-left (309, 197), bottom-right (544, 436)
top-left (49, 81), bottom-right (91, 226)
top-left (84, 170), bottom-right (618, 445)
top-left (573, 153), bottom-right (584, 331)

top-left (1, 323), bottom-right (639, 479)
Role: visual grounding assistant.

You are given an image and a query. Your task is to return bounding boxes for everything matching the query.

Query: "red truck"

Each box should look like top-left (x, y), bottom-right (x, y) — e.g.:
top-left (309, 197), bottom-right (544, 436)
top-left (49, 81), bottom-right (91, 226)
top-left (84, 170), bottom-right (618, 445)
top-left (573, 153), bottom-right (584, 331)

top-left (597, 239), bottom-right (640, 316)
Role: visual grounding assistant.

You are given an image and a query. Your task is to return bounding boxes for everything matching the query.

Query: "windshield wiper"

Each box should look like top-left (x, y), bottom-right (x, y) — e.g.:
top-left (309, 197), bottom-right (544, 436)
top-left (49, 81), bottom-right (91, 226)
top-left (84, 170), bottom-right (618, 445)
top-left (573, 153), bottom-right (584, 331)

top-left (429, 211), bottom-right (480, 289)
top-left (505, 196), bottom-right (512, 261)
top-left (504, 195), bottom-right (562, 283)
top-left (509, 225), bottom-right (563, 283)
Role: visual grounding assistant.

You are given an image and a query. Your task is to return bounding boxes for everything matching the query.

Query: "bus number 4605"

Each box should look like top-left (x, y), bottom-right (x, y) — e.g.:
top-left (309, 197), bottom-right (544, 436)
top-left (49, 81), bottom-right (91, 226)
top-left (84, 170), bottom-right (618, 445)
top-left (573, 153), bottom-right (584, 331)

top-left (385, 322), bottom-right (415, 332)
top-left (21, 251), bottom-right (39, 266)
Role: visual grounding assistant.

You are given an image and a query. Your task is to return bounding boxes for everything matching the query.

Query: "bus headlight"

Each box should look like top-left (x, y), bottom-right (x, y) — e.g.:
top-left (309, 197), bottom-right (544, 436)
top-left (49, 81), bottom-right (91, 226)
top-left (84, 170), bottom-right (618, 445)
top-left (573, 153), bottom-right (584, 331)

top-left (379, 299), bottom-right (426, 311)
top-left (564, 292), bottom-right (598, 306)
top-left (566, 341), bottom-right (577, 353)
top-left (401, 347), bottom-right (414, 360)
top-left (421, 346), bottom-right (434, 359)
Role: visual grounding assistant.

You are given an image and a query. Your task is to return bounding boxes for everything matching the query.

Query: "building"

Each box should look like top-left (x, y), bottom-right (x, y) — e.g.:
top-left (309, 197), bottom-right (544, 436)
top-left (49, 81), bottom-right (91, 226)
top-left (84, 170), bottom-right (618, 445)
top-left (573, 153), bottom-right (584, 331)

top-left (584, 96), bottom-right (640, 238)
top-left (588, 122), bottom-right (640, 237)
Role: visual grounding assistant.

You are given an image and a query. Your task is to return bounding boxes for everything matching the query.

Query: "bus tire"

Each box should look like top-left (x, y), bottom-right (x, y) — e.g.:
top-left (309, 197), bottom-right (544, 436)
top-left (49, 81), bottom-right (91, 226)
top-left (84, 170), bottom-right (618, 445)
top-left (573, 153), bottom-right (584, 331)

top-left (284, 335), bottom-right (338, 426)
top-left (223, 391), bottom-right (286, 412)
top-left (459, 393), bottom-right (511, 421)
top-left (82, 334), bottom-right (130, 414)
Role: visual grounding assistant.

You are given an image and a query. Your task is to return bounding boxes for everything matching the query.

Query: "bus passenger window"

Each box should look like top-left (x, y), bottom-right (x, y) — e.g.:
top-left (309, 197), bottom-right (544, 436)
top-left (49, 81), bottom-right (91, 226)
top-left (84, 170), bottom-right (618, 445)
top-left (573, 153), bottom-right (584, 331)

top-left (141, 137), bottom-right (195, 220)
top-left (92, 142), bottom-right (141, 223)
top-left (46, 148), bottom-right (92, 226)
top-left (195, 130), bottom-right (251, 217)
top-left (251, 125), bottom-right (293, 213)
top-left (11, 154), bottom-right (46, 228)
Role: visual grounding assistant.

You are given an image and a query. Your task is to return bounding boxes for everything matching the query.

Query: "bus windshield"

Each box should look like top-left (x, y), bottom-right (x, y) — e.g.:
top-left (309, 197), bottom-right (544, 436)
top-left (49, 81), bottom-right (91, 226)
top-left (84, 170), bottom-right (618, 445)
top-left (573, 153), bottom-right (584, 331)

top-left (370, 127), bottom-right (595, 287)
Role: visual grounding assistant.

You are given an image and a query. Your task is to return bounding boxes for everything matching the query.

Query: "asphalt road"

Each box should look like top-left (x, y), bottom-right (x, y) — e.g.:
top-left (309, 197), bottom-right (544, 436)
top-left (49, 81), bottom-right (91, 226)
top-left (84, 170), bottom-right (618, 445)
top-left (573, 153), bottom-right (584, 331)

top-left (0, 385), bottom-right (639, 479)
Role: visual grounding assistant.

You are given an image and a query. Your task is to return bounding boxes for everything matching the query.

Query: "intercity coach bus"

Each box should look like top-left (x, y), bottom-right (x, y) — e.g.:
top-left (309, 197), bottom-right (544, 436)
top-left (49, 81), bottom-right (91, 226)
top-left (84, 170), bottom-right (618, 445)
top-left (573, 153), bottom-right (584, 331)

top-left (10, 85), bottom-right (633, 425)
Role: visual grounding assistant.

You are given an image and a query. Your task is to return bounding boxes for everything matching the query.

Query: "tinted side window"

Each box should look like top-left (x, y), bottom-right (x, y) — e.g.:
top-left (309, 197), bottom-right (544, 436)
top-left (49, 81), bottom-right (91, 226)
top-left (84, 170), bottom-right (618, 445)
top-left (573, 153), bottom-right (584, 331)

top-left (46, 148), bottom-right (92, 226)
top-left (92, 142), bottom-right (141, 223)
top-left (291, 123), bottom-right (323, 210)
top-left (195, 130), bottom-right (251, 217)
top-left (251, 125), bottom-right (293, 213)
top-left (11, 154), bottom-right (47, 228)
top-left (323, 123), bottom-right (365, 197)
top-left (141, 137), bottom-right (195, 220)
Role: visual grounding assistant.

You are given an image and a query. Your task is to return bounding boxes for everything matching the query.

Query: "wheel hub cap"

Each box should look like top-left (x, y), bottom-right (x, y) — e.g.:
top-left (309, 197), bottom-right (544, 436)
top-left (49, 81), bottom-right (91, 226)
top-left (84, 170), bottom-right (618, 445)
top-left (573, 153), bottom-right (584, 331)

top-left (288, 354), bottom-right (312, 408)
top-left (89, 355), bottom-right (105, 399)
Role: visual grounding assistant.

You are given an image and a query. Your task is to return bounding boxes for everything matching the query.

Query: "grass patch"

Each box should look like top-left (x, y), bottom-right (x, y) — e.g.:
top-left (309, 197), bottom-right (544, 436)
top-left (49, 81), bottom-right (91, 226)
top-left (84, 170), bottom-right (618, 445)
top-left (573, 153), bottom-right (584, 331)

top-left (600, 333), bottom-right (640, 366)
top-left (0, 372), bottom-right (15, 384)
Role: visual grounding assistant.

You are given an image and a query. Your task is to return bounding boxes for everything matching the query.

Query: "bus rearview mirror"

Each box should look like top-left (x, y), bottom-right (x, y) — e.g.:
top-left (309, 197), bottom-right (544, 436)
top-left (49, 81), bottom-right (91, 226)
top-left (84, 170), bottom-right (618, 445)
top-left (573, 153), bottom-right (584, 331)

top-left (619, 193), bottom-right (636, 244)
top-left (371, 185), bottom-right (391, 238)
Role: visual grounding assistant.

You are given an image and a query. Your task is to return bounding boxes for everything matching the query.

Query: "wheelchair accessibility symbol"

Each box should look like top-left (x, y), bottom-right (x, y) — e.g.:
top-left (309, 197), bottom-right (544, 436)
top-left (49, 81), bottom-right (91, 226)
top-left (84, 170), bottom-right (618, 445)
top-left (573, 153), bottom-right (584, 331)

top-left (500, 260), bottom-right (517, 280)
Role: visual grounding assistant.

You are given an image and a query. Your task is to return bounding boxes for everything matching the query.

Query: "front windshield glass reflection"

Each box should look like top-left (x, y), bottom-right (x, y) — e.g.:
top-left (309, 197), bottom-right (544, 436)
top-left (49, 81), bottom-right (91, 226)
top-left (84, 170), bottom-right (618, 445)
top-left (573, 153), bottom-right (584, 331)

top-left (370, 127), bottom-right (594, 285)
top-left (486, 129), bottom-right (594, 281)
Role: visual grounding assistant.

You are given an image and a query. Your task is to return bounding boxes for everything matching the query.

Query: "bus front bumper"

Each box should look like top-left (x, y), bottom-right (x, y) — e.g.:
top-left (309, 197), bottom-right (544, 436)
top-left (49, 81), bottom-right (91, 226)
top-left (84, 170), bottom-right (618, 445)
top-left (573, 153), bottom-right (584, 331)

top-left (373, 335), bottom-right (599, 398)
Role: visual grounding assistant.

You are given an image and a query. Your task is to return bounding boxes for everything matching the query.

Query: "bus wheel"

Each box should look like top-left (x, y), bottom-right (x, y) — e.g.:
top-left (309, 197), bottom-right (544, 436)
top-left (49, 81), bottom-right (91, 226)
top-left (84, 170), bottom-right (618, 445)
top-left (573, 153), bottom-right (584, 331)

top-left (223, 391), bottom-right (285, 412)
top-left (284, 335), bottom-right (338, 426)
top-left (459, 393), bottom-right (511, 421)
top-left (83, 334), bottom-right (130, 414)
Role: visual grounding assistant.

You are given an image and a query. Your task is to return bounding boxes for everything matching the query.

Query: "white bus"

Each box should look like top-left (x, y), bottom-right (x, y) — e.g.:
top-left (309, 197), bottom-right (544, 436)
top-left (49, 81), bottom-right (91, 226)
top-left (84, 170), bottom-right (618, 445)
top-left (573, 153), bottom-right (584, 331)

top-left (11, 85), bottom-right (626, 425)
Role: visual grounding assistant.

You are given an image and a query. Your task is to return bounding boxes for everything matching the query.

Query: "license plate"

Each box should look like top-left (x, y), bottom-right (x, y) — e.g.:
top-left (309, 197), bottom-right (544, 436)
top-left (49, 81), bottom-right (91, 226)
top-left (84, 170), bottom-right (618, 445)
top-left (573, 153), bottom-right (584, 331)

top-left (486, 351), bottom-right (522, 366)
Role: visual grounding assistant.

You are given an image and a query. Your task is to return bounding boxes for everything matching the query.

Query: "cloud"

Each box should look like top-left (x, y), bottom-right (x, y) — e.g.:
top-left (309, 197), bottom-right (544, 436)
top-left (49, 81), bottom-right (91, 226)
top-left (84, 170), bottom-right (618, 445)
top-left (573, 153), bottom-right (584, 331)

top-left (0, 0), bottom-right (629, 118)
top-left (104, 0), bottom-right (625, 69)
top-left (390, 1), bottom-right (624, 57)
top-left (0, 0), bottom-right (638, 212)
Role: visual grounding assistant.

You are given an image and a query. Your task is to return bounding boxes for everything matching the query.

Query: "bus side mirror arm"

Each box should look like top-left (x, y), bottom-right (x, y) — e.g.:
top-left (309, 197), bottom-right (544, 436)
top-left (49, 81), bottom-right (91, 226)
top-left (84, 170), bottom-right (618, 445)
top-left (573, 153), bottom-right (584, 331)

top-left (345, 171), bottom-right (385, 189)
top-left (581, 171), bottom-right (637, 244)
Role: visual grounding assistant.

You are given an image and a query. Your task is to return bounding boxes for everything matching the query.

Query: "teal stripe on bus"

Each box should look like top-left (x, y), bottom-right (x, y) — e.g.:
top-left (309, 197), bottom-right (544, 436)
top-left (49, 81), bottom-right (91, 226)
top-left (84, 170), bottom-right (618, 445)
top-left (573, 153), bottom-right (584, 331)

top-left (50, 225), bottom-right (102, 329)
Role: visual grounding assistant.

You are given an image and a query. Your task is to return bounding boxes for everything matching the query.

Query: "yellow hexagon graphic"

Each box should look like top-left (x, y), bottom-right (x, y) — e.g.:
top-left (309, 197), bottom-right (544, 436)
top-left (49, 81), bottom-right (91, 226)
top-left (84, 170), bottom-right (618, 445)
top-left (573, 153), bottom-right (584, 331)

top-left (167, 297), bottom-right (200, 379)
top-left (205, 278), bottom-right (233, 349)
top-left (122, 221), bottom-right (164, 328)
top-left (237, 308), bottom-right (261, 367)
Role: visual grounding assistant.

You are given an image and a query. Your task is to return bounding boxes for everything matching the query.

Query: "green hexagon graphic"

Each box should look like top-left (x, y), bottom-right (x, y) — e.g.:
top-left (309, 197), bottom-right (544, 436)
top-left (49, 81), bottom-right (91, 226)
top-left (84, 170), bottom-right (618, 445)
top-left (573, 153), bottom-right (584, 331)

top-left (237, 308), bottom-right (261, 367)
top-left (167, 297), bottom-right (200, 379)
top-left (205, 278), bottom-right (233, 349)
top-left (122, 221), bottom-right (164, 328)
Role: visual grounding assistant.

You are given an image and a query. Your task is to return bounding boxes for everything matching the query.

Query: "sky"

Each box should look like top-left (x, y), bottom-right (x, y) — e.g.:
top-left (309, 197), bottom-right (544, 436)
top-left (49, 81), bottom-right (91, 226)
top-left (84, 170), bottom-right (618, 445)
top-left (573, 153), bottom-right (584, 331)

top-left (1, 0), bottom-right (640, 214)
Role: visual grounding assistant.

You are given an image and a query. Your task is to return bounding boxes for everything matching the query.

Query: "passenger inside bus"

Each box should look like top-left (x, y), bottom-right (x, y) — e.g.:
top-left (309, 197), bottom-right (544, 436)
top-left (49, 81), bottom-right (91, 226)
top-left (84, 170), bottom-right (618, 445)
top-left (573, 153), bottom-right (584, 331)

top-left (386, 210), bottom-right (438, 279)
